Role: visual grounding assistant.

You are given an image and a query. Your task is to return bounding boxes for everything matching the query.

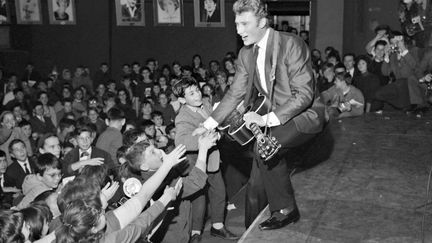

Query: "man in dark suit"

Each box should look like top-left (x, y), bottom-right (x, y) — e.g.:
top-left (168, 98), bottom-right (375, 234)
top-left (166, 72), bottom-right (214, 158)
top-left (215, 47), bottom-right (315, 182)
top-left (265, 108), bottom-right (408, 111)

top-left (201, 0), bottom-right (220, 22)
top-left (194, 0), bottom-right (326, 230)
top-left (121, 0), bottom-right (142, 22)
top-left (62, 126), bottom-right (114, 177)
top-left (4, 139), bottom-right (36, 189)
top-left (29, 102), bottom-right (56, 135)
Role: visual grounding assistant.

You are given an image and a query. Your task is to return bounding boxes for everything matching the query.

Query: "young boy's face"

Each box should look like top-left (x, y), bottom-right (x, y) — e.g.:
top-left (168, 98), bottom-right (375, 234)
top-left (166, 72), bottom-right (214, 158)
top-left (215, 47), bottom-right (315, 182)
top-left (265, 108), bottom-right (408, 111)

top-left (76, 131), bottom-right (93, 151)
top-left (152, 116), bottom-right (164, 127)
top-left (183, 85), bottom-right (202, 107)
top-left (0, 156), bottom-right (7, 174)
top-left (39, 167), bottom-right (62, 189)
top-left (40, 137), bottom-right (61, 159)
top-left (11, 142), bottom-right (28, 162)
top-left (64, 102), bottom-right (72, 113)
top-left (159, 94), bottom-right (168, 105)
top-left (22, 125), bottom-right (32, 138)
top-left (144, 125), bottom-right (156, 138)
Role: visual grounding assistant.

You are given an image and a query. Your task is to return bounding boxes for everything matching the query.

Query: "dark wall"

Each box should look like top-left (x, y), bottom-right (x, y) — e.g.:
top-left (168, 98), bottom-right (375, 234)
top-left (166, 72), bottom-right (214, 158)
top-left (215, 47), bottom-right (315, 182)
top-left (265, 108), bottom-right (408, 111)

top-left (343, 0), bottom-right (399, 55)
top-left (9, 0), bottom-right (237, 78)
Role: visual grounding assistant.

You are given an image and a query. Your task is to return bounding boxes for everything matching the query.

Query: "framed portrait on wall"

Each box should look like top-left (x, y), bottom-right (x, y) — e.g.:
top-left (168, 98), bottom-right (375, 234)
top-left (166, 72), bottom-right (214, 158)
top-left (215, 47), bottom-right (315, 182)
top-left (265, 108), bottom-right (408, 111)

top-left (48, 0), bottom-right (76, 25)
top-left (0, 0), bottom-right (11, 24)
top-left (115, 0), bottom-right (145, 26)
top-left (154, 0), bottom-right (183, 26)
top-left (194, 0), bottom-right (224, 27)
top-left (15, 0), bottom-right (42, 24)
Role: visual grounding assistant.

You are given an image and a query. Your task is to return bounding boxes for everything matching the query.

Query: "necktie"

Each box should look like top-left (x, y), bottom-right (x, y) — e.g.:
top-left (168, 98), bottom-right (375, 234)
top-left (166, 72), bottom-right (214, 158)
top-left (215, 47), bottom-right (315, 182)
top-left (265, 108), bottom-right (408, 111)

top-left (80, 151), bottom-right (89, 158)
top-left (24, 163), bottom-right (30, 174)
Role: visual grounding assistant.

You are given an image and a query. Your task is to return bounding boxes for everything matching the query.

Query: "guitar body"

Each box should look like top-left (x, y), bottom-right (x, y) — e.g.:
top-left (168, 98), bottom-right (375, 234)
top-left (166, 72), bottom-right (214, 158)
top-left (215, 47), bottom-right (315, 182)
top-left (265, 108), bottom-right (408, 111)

top-left (227, 94), bottom-right (269, 145)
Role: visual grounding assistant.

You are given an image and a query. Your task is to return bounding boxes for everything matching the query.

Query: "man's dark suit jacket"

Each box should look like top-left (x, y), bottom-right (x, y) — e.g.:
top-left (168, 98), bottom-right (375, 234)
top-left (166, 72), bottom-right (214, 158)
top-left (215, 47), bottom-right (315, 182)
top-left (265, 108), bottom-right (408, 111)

top-left (29, 116), bottom-right (56, 135)
top-left (211, 28), bottom-right (326, 134)
top-left (62, 146), bottom-right (114, 177)
top-left (3, 158), bottom-right (36, 189)
top-left (201, 8), bottom-right (220, 22)
top-left (121, 4), bottom-right (142, 21)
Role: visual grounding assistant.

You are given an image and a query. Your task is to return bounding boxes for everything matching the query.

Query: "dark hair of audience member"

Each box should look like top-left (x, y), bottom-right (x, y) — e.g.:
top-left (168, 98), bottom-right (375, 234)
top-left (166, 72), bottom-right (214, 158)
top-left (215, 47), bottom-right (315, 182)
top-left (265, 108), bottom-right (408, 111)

top-left (8, 139), bottom-right (25, 155)
top-left (18, 119), bottom-right (31, 128)
top-left (172, 76), bottom-right (199, 98)
top-left (56, 198), bottom-right (103, 243)
top-left (374, 40), bottom-right (388, 49)
top-left (57, 177), bottom-right (100, 213)
top-left (165, 123), bottom-right (175, 135)
top-left (34, 153), bottom-right (61, 176)
top-left (78, 164), bottom-right (111, 189)
top-left (0, 210), bottom-right (25, 243)
top-left (125, 140), bottom-right (152, 173)
top-left (107, 107), bottom-right (125, 122)
top-left (123, 129), bottom-right (147, 147)
top-left (20, 202), bottom-right (53, 241)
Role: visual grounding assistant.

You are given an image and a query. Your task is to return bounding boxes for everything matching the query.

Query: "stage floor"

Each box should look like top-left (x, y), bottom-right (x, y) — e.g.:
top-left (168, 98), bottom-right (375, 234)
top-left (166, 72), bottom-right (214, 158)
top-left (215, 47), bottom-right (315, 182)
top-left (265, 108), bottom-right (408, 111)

top-left (238, 112), bottom-right (432, 243)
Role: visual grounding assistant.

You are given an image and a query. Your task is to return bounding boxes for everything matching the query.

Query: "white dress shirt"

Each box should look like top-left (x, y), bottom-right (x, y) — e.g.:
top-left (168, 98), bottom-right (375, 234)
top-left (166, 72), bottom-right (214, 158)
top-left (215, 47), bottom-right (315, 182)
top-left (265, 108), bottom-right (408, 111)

top-left (203, 28), bottom-right (281, 129)
top-left (17, 159), bottom-right (32, 174)
top-left (79, 147), bottom-right (92, 161)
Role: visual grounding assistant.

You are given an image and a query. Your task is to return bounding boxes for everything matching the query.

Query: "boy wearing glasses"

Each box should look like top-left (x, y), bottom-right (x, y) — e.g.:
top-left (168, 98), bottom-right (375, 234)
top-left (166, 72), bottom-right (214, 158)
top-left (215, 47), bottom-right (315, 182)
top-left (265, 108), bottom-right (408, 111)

top-left (17, 153), bottom-right (62, 209)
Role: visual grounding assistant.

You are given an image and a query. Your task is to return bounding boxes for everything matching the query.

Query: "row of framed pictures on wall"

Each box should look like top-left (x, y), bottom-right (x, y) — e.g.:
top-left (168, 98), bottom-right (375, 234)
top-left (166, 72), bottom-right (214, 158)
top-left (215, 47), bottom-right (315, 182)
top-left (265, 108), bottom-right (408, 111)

top-left (0, 0), bottom-right (225, 27)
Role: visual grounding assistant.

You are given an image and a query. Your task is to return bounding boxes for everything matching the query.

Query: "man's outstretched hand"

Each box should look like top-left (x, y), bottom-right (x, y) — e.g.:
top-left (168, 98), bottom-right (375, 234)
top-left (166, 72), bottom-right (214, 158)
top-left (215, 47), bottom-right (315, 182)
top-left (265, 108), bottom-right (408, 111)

top-left (192, 125), bottom-right (208, 136)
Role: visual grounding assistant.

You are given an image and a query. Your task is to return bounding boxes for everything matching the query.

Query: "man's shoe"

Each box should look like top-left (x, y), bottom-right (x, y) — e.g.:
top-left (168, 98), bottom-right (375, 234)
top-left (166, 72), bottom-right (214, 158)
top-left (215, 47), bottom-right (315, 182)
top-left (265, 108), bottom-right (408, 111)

top-left (210, 226), bottom-right (239, 240)
top-left (189, 234), bottom-right (202, 243)
top-left (259, 208), bottom-right (300, 231)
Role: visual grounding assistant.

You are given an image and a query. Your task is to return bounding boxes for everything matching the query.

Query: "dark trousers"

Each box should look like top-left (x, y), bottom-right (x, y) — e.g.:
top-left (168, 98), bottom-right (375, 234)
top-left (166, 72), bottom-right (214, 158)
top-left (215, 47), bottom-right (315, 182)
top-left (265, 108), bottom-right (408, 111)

top-left (191, 170), bottom-right (226, 231)
top-left (245, 120), bottom-right (316, 228)
top-left (372, 78), bottom-right (410, 110)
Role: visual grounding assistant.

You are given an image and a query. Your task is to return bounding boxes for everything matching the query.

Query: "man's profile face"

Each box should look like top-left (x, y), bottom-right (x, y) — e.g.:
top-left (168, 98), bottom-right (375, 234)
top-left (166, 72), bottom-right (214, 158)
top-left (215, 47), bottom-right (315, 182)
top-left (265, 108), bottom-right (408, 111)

top-left (204, 0), bottom-right (216, 13)
top-left (235, 11), bottom-right (267, 46)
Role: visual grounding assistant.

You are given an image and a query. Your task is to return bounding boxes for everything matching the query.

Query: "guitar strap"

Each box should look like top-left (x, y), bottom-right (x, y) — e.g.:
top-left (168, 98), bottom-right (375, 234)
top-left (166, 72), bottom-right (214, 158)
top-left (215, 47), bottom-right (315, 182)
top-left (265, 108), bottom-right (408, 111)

top-left (264, 30), bottom-right (280, 136)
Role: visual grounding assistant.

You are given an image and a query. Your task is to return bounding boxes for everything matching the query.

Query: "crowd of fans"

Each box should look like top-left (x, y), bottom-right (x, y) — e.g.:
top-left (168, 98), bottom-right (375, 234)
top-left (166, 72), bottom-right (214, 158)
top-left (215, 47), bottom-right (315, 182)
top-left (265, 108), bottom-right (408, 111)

top-left (0, 17), bottom-right (431, 243)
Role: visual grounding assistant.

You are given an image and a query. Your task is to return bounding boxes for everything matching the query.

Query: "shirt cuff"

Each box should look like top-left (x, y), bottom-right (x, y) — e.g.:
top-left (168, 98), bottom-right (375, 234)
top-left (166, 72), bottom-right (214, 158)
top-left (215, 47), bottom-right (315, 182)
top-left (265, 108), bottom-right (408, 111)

top-left (261, 112), bottom-right (281, 127)
top-left (203, 116), bottom-right (219, 130)
top-left (400, 49), bottom-right (409, 57)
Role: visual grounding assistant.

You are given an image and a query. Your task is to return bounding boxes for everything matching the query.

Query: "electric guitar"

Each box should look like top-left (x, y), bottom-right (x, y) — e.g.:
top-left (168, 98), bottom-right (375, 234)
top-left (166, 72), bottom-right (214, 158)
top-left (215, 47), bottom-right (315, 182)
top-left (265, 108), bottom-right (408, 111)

top-left (219, 94), bottom-right (281, 161)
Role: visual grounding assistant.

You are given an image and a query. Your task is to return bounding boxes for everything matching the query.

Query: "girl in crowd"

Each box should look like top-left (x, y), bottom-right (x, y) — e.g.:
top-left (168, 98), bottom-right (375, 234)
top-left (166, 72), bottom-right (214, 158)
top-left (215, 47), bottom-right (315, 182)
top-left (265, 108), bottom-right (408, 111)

top-left (223, 58), bottom-right (236, 76)
top-left (39, 92), bottom-right (57, 127)
top-left (353, 55), bottom-right (381, 112)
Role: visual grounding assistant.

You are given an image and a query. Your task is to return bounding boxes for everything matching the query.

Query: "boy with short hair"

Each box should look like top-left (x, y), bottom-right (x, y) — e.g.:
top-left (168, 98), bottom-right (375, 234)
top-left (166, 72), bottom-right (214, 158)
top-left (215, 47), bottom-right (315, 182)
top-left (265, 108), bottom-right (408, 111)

top-left (62, 126), bottom-right (114, 177)
top-left (4, 139), bottom-right (35, 189)
top-left (17, 153), bottom-right (62, 209)
top-left (96, 107), bottom-right (125, 163)
top-left (125, 131), bottom-right (217, 243)
top-left (18, 120), bottom-right (37, 154)
top-left (173, 77), bottom-right (238, 240)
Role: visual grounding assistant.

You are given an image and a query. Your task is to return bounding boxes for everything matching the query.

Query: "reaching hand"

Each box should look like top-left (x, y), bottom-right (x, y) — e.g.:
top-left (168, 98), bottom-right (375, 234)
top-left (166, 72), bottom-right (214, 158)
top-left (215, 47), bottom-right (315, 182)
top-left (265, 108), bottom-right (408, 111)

top-left (163, 178), bottom-right (183, 201)
top-left (243, 111), bottom-right (265, 128)
top-left (82, 158), bottom-right (104, 167)
top-left (101, 181), bottom-right (120, 202)
top-left (162, 144), bottom-right (187, 167)
top-left (198, 131), bottom-right (218, 151)
top-left (192, 125), bottom-right (208, 136)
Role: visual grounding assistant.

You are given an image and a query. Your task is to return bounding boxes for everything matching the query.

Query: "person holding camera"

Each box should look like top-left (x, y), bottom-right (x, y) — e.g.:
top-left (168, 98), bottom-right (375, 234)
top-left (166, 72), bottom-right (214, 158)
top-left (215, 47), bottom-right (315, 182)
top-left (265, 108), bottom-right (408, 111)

top-left (374, 31), bottom-right (425, 115)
